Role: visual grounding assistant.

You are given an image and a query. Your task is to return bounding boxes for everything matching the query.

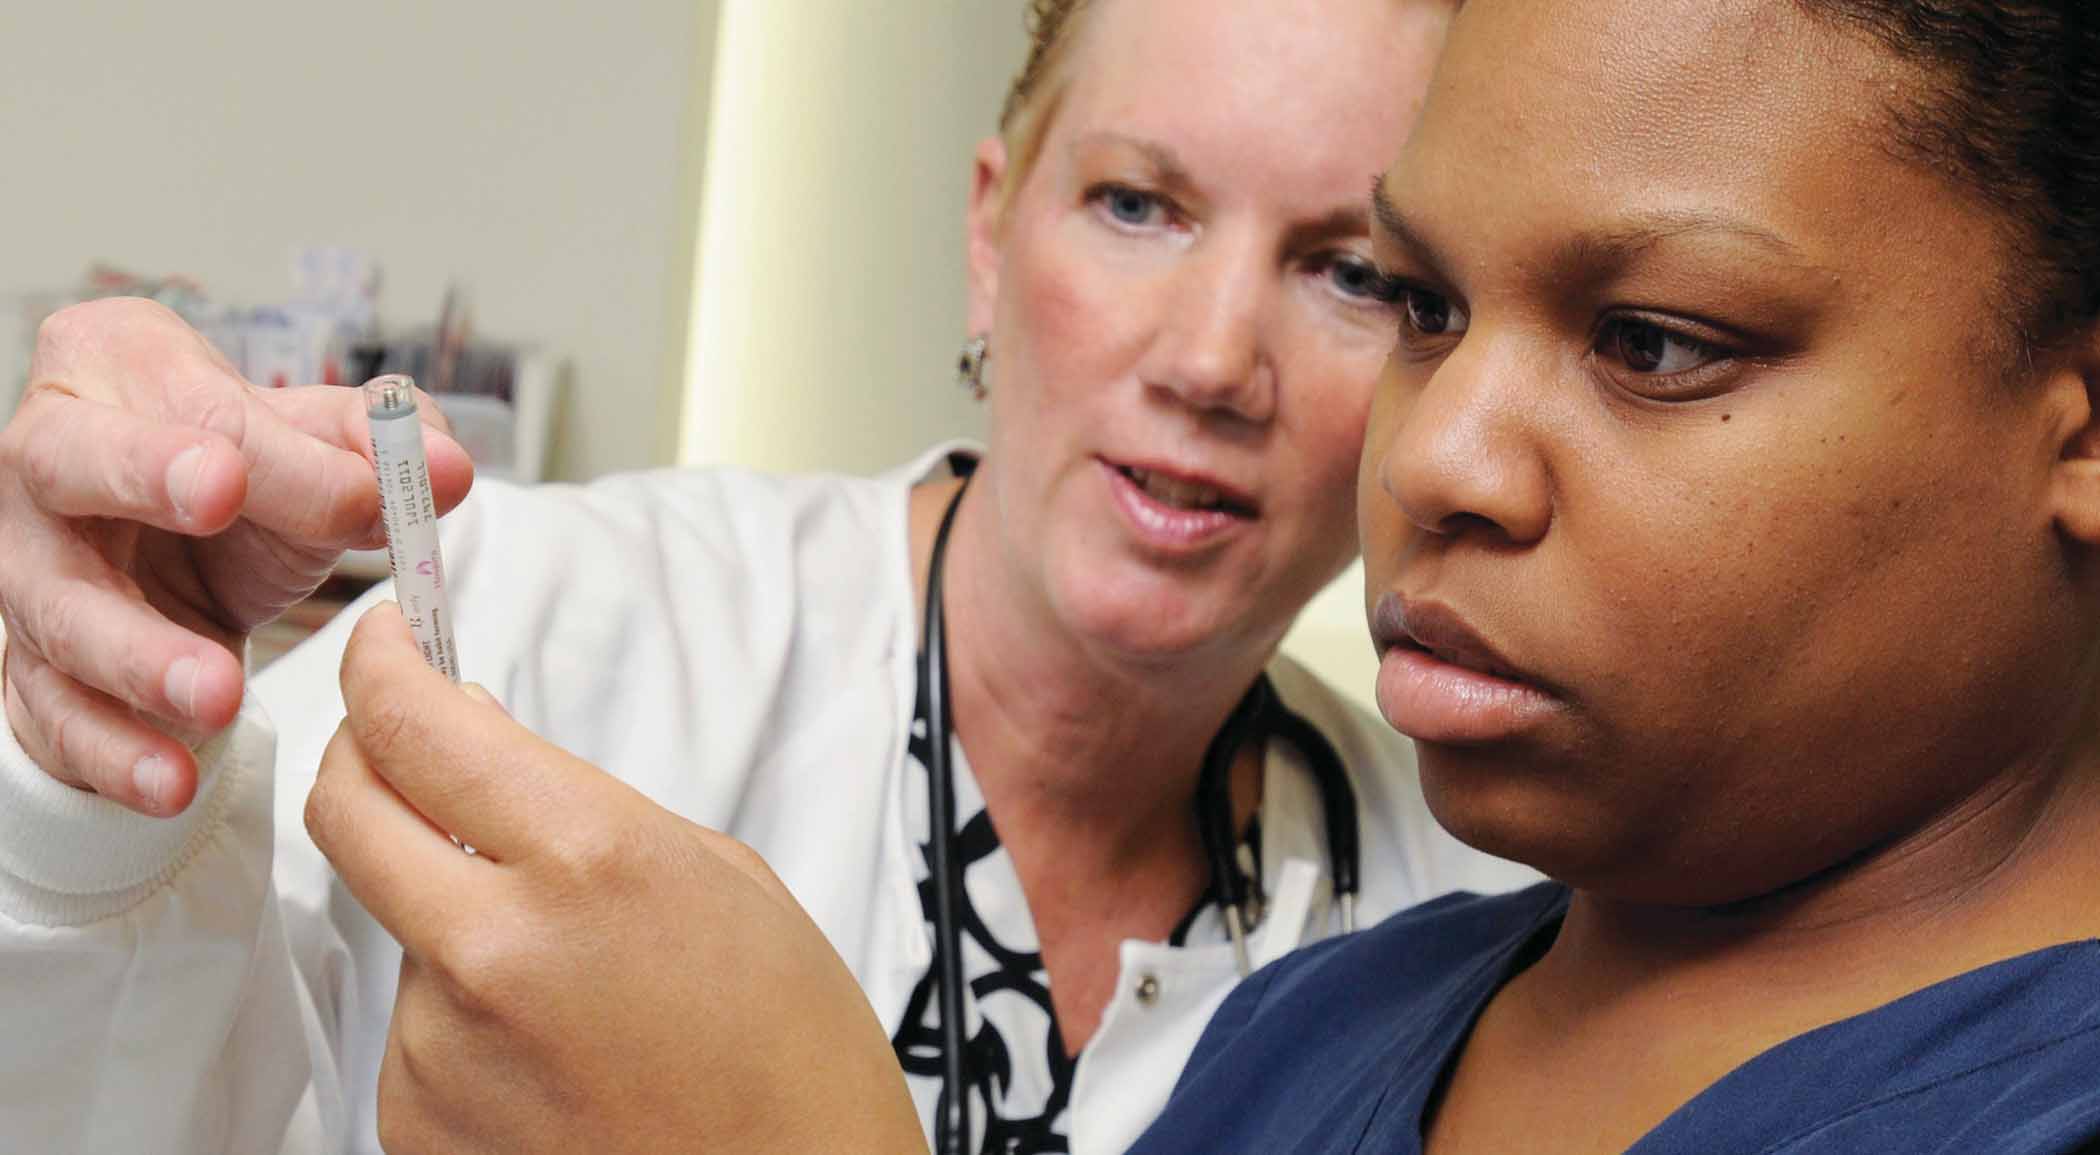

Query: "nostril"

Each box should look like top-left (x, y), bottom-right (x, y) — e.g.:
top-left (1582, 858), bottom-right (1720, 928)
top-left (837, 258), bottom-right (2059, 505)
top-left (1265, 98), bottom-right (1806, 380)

top-left (1434, 511), bottom-right (1504, 539)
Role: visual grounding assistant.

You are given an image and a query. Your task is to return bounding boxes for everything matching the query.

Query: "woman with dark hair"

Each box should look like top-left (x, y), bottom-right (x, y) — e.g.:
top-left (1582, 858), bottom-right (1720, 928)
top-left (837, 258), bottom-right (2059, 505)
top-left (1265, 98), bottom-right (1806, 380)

top-left (0, 3), bottom-right (1528, 1154)
top-left (1130, 0), bottom-right (2100, 1150)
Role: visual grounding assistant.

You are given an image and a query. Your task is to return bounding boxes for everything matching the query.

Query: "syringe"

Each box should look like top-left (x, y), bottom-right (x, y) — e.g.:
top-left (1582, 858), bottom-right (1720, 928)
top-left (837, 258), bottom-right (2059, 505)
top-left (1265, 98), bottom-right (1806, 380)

top-left (364, 374), bottom-right (461, 681)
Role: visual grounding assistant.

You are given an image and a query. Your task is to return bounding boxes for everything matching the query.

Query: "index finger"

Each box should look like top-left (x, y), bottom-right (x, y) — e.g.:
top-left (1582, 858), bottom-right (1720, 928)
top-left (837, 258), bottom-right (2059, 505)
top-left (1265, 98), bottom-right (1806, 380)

top-left (28, 302), bottom-right (410, 548)
top-left (255, 385), bottom-right (475, 549)
top-left (337, 602), bottom-right (585, 858)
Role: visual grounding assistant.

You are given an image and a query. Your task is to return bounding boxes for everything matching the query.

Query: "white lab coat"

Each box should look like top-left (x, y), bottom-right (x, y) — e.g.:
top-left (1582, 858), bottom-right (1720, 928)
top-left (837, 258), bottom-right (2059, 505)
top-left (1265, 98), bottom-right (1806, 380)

top-left (0, 445), bottom-right (1536, 1155)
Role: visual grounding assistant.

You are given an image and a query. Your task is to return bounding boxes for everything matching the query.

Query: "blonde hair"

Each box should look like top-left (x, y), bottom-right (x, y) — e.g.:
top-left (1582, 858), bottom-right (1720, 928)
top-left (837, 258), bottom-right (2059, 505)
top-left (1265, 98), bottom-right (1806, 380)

top-left (994, 0), bottom-right (1095, 207)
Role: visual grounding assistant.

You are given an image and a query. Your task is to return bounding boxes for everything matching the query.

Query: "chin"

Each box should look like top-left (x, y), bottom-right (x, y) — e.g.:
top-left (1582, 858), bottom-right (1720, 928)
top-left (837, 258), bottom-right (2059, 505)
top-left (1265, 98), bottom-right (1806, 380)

top-left (1412, 743), bottom-right (1663, 887)
top-left (1047, 556), bottom-right (1253, 662)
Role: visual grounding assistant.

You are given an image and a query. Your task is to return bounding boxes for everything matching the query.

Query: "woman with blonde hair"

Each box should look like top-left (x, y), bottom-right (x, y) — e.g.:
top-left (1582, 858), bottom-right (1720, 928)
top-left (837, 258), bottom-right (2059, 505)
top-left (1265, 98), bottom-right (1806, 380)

top-left (0, 1), bottom-right (1520, 1152)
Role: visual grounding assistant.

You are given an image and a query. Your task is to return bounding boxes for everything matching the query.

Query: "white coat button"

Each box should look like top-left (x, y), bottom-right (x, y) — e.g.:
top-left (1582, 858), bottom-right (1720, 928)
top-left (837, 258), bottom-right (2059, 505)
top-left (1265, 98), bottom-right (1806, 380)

top-left (1135, 973), bottom-right (1161, 1006)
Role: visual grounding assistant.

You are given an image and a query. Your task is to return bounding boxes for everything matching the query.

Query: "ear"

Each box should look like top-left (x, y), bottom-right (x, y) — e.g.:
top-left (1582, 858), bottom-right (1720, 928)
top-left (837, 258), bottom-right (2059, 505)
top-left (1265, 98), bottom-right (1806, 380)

top-left (2048, 322), bottom-right (2100, 543)
top-left (964, 136), bottom-right (1010, 338)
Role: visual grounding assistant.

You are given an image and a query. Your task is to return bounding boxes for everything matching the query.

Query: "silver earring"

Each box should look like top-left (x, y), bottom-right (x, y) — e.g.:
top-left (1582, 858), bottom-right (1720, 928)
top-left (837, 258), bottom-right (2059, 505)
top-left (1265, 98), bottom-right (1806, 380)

top-left (956, 334), bottom-right (989, 401)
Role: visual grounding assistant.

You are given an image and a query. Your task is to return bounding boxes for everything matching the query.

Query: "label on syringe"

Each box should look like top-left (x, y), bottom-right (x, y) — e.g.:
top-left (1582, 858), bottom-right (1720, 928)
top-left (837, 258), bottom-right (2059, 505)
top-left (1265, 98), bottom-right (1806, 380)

top-left (366, 376), bottom-right (461, 681)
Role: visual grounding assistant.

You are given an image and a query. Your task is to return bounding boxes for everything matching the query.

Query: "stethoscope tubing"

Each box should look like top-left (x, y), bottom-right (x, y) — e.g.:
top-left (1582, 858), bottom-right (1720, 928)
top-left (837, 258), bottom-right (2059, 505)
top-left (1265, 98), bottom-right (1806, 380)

top-left (918, 470), bottom-right (1360, 1154)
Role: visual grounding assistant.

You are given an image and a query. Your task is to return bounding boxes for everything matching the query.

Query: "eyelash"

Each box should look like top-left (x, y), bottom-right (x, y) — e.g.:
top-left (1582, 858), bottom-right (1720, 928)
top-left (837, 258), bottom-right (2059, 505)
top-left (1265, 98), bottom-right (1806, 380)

top-left (1324, 256), bottom-right (1405, 307)
top-left (1388, 283), bottom-right (1746, 399)
top-left (1088, 186), bottom-right (1402, 313)
top-left (1087, 183), bottom-right (1174, 231)
top-left (1589, 315), bottom-right (1740, 398)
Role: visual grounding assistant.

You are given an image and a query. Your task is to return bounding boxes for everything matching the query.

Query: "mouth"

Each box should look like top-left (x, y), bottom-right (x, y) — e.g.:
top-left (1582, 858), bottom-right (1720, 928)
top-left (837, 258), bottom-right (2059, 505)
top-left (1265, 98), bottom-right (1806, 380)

top-left (1370, 597), bottom-right (1529, 682)
top-left (1368, 593), bottom-right (1559, 745)
top-left (1104, 459), bottom-right (1258, 518)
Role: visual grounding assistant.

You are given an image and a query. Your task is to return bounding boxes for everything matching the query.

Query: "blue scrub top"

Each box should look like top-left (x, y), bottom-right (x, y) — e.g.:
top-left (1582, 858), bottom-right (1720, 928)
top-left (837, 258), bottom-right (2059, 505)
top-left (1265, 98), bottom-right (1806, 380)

top-left (1129, 884), bottom-right (2100, 1154)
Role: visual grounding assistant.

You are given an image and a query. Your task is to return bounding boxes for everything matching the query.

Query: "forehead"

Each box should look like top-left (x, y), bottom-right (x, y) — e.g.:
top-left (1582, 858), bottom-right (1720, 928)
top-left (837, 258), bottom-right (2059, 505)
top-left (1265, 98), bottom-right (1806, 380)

top-left (1053, 0), bottom-right (1447, 206)
top-left (1384, 0), bottom-right (1991, 280)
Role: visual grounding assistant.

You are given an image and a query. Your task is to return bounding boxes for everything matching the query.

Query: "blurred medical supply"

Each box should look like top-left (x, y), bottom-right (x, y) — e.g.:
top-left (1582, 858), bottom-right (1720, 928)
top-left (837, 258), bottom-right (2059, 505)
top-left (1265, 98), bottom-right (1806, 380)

top-left (3, 251), bottom-right (561, 487)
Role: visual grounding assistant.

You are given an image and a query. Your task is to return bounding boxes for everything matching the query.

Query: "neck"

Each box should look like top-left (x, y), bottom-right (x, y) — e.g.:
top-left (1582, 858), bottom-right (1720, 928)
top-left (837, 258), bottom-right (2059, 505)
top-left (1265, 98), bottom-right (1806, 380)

top-left (909, 475), bottom-right (1273, 877)
top-left (1530, 735), bottom-right (2100, 1040)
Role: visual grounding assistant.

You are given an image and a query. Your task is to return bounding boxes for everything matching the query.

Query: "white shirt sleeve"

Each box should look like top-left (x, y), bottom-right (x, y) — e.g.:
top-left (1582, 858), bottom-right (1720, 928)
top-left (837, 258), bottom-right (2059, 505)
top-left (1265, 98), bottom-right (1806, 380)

top-left (0, 459), bottom-right (936, 1155)
top-left (0, 532), bottom-right (461, 1155)
top-left (0, 669), bottom-right (350, 1155)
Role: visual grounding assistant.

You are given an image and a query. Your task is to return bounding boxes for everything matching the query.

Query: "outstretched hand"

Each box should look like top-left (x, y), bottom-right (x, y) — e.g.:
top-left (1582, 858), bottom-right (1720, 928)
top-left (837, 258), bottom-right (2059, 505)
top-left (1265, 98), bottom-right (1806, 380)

top-left (306, 602), bottom-right (927, 1155)
top-left (0, 297), bottom-right (473, 815)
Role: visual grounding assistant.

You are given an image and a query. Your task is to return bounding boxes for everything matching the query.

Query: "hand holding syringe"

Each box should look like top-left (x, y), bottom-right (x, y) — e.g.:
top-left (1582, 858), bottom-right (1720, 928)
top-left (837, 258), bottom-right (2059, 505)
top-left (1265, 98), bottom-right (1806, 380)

top-left (0, 298), bottom-right (471, 818)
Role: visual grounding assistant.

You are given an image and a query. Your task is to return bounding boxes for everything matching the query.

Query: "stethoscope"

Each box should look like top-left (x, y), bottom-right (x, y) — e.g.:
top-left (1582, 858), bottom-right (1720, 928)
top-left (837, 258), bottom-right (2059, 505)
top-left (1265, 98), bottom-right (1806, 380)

top-left (917, 467), bottom-right (1362, 1155)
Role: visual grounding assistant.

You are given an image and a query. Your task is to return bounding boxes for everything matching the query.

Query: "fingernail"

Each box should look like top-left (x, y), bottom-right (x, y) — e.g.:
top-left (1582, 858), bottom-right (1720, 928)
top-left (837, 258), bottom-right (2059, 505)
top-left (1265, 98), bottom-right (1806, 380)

top-left (133, 754), bottom-right (176, 814)
top-left (165, 445), bottom-right (206, 523)
top-left (164, 656), bottom-right (200, 719)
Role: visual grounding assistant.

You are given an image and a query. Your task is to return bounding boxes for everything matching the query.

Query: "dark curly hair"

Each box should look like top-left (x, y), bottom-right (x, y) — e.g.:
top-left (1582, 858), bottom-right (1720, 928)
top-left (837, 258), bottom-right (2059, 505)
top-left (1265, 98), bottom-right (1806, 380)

top-left (1794, 1), bottom-right (2100, 347)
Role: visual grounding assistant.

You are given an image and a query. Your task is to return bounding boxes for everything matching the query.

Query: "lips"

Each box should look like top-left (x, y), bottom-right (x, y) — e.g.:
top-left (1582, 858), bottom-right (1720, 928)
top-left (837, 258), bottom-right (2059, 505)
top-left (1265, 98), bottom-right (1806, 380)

top-left (1098, 456), bottom-right (1260, 555)
top-left (1369, 593), bottom-right (1560, 744)
top-left (1371, 597), bottom-right (1527, 681)
top-left (1106, 459), bottom-right (1257, 517)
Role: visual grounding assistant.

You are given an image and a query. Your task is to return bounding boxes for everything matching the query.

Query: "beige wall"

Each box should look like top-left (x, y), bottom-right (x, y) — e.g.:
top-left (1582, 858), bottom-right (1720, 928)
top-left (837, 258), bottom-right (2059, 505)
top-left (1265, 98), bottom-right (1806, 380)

top-left (677, 0), bottom-right (1018, 474)
top-left (0, 0), bottom-right (716, 481)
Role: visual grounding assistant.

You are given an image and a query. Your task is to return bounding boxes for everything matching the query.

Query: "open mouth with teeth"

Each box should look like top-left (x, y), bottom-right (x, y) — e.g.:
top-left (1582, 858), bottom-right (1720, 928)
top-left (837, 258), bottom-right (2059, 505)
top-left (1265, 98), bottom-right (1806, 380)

top-left (1112, 464), bottom-right (1256, 517)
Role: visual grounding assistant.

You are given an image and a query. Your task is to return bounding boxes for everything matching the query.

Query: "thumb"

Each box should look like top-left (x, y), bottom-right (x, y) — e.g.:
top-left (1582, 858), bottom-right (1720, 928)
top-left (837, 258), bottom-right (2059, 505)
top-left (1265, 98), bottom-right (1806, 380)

top-left (460, 682), bottom-right (510, 717)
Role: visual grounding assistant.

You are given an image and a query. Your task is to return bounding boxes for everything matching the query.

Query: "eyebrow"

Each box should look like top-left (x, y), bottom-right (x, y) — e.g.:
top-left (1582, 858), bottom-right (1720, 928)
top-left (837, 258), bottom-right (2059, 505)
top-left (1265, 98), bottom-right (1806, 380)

top-left (1577, 210), bottom-right (1806, 267)
top-left (1369, 174), bottom-right (1812, 276)
top-left (1077, 133), bottom-right (1376, 242)
top-left (1290, 199), bottom-right (1374, 249)
top-left (1371, 174), bottom-right (1452, 272)
top-left (1074, 132), bottom-right (1196, 192)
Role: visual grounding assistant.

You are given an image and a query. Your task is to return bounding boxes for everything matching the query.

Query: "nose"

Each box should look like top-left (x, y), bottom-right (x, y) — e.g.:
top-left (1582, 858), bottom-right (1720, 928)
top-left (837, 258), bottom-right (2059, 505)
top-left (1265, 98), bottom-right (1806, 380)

top-left (1375, 334), bottom-right (1553, 546)
top-left (1143, 229), bottom-right (1276, 423)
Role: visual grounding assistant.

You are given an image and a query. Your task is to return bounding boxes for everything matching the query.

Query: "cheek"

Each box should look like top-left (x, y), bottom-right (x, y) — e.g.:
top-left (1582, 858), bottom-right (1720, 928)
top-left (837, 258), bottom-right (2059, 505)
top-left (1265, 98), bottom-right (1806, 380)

top-left (1357, 372), bottom-right (1413, 587)
top-left (1567, 396), bottom-right (2043, 765)
top-left (1292, 373), bottom-right (1375, 562)
top-left (996, 210), bottom-right (1149, 398)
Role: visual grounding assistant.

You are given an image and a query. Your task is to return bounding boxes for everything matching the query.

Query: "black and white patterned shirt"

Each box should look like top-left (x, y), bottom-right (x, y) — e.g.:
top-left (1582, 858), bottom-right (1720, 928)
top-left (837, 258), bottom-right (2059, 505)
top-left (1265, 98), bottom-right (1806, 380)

top-left (890, 680), bottom-right (1257, 1154)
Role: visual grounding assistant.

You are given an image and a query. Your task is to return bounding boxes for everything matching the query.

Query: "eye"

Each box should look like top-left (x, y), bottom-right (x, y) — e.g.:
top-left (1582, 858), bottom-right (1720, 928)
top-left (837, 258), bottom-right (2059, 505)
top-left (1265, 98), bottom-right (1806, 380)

top-left (1401, 287), bottom-right (1469, 337)
top-left (1091, 184), bottom-right (1167, 229)
top-left (1325, 257), bottom-right (1402, 304)
top-left (1598, 319), bottom-right (1715, 375)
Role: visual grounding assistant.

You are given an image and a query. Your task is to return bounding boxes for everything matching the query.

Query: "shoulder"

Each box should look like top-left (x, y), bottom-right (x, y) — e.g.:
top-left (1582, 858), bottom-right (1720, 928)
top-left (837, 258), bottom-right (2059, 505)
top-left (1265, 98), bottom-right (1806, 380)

top-left (1816, 942), bottom-right (2100, 1153)
top-left (1189, 885), bottom-right (1564, 1082)
top-left (1226, 883), bottom-right (1567, 1030)
top-left (1133, 885), bottom-right (1567, 1155)
top-left (1264, 655), bottom-right (1541, 909)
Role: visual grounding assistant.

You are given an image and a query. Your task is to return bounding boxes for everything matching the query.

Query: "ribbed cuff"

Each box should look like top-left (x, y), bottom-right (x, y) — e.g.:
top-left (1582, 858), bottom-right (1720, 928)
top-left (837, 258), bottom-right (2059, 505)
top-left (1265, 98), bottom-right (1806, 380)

top-left (0, 694), bottom-right (265, 922)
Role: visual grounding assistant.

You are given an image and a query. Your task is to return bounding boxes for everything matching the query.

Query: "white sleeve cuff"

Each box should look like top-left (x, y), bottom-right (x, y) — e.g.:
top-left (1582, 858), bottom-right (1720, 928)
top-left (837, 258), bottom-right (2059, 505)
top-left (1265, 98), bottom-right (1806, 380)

top-left (0, 697), bottom-right (272, 926)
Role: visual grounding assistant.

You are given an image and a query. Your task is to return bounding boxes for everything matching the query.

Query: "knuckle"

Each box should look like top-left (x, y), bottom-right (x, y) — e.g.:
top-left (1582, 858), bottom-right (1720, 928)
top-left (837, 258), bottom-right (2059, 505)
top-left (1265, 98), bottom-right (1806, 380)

top-left (40, 691), bottom-right (110, 786)
top-left (302, 776), bottom-right (346, 854)
top-left (305, 724), bottom-right (364, 849)
top-left (32, 304), bottom-right (88, 362)
top-left (35, 299), bottom-right (167, 364)
top-left (709, 832), bottom-right (773, 883)
top-left (182, 389), bottom-right (251, 447)
top-left (425, 919), bottom-right (520, 1017)
top-left (546, 817), bottom-right (641, 886)
top-left (16, 414), bottom-right (70, 503)
top-left (29, 586), bottom-right (89, 668)
top-left (347, 682), bottom-right (416, 765)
